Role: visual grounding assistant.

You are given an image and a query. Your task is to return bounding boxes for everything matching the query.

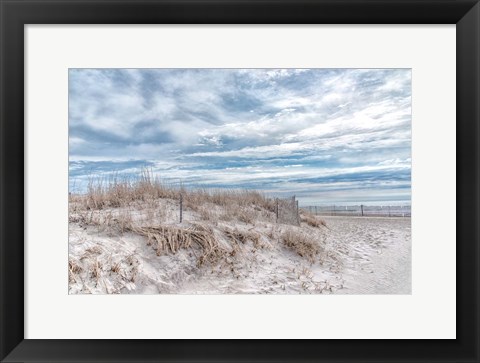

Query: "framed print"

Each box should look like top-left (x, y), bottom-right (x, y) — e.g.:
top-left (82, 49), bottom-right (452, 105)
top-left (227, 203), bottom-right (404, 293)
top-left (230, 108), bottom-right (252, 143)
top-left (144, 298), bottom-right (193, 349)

top-left (67, 67), bottom-right (413, 296)
top-left (1, 0), bottom-right (479, 362)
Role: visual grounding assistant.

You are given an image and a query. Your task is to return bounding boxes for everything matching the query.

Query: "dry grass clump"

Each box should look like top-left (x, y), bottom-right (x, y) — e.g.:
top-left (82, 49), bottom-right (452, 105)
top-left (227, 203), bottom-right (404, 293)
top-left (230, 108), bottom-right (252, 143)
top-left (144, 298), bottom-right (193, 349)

top-left (223, 227), bottom-right (263, 248)
top-left (133, 224), bottom-right (226, 266)
top-left (237, 190), bottom-right (276, 212)
top-left (281, 228), bottom-right (324, 262)
top-left (300, 213), bottom-right (327, 228)
top-left (84, 245), bottom-right (103, 256)
top-left (184, 194), bottom-right (274, 225)
top-left (184, 188), bottom-right (274, 210)
top-left (122, 254), bottom-right (139, 282)
top-left (103, 254), bottom-right (139, 288)
top-left (236, 208), bottom-right (254, 224)
top-left (90, 258), bottom-right (103, 281)
top-left (68, 259), bottom-right (83, 283)
top-left (69, 250), bottom-right (141, 293)
top-left (218, 205), bottom-right (256, 224)
top-left (197, 205), bottom-right (215, 221)
top-left (72, 209), bottom-right (134, 233)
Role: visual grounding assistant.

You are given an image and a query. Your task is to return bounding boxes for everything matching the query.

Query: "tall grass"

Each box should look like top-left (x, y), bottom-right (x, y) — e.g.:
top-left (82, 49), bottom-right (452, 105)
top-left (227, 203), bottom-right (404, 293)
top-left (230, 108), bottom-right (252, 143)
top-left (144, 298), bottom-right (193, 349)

top-left (77, 170), bottom-right (178, 210)
top-left (69, 170), bottom-right (328, 267)
top-left (71, 170), bottom-right (276, 215)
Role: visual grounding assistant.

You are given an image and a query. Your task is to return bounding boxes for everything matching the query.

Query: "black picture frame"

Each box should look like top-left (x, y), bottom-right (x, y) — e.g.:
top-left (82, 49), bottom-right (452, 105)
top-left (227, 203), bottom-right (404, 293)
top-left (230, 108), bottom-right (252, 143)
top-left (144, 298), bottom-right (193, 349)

top-left (1, 0), bottom-right (479, 362)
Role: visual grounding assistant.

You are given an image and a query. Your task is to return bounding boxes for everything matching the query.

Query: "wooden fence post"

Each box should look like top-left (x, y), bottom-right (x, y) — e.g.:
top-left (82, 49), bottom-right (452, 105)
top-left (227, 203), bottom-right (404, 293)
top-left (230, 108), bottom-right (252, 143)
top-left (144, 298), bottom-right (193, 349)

top-left (296, 200), bottom-right (299, 225)
top-left (179, 194), bottom-right (183, 223)
top-left (292, 196), bottom-right (296, 224)
top-left (275, 198), bottom-right (279, 223)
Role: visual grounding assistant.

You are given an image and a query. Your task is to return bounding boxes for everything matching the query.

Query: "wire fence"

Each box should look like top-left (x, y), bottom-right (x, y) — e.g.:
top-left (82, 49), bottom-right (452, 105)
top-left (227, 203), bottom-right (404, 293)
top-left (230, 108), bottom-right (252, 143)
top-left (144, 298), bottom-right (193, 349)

top-left (70, 192), bottom-right (410, 232)
top-left (301, 205), bottom-right (411, 217)
top-left (274, 196), bottom-right (300, 226)
top-left (71, 194), bottom-right (303, 227)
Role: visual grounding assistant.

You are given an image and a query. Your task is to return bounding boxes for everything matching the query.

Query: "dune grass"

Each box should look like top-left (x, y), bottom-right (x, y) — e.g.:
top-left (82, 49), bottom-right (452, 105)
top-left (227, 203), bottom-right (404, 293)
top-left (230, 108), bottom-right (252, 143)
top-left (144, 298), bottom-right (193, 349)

top-left (132, 223), bottom-right (227, 266)
top-left (300, 212), bottom-right (327, 228)
top-left (281, 228), bottom-right (325, 262)
top-left (70, 170), bottom-right (276, 213)
top-left (69, 171), bottom-right (327, 267)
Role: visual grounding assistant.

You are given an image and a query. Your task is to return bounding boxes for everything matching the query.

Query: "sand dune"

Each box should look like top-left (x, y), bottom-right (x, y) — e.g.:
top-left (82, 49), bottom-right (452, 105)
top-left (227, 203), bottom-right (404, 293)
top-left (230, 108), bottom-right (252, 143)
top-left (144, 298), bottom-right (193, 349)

top-left (69, 195), bottom-right (411, 294)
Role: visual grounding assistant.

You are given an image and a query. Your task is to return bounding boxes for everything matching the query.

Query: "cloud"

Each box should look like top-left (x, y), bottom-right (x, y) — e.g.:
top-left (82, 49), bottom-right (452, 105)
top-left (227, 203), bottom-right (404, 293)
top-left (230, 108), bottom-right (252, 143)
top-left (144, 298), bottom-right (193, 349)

top-left (69, 68), bottom-right (411, 204)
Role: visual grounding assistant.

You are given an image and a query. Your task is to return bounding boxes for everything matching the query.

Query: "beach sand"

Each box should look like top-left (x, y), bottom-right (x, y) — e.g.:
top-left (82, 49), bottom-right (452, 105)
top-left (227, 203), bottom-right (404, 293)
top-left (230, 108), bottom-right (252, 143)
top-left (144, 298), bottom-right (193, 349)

top-left (322, 216), bottom-right (411, 294)
top-left (69, 212), bottom-right (410, 295)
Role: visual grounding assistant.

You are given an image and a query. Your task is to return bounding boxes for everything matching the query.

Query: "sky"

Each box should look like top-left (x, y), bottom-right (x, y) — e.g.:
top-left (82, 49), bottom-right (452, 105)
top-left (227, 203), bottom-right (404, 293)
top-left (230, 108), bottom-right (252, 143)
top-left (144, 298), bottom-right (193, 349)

top-left (69, 68), bottom-right (411, 205)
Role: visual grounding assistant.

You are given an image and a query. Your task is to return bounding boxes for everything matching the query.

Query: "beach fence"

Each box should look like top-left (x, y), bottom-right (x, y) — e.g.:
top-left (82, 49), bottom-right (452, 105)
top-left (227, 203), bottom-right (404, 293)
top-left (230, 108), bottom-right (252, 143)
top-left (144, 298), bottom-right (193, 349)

top-left (302, 205), bottom-right (411, 217)
top-left (274, 196), bottom-right (300, 226)
top-left (175, 193), bottom-right (301, 226)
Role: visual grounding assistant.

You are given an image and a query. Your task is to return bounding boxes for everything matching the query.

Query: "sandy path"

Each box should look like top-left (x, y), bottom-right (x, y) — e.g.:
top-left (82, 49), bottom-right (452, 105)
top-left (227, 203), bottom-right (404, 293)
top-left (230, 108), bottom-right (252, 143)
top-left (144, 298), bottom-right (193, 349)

top-left (322, 216), bottom-right (411, 294)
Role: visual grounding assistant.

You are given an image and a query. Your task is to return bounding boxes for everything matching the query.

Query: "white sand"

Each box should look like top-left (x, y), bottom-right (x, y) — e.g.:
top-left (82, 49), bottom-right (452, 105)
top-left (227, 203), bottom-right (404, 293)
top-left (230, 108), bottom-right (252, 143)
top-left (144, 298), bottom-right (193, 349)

top-left (322, 216), bottom-right (411, 294)
top-left (69, 211), bottom-right (411, 294)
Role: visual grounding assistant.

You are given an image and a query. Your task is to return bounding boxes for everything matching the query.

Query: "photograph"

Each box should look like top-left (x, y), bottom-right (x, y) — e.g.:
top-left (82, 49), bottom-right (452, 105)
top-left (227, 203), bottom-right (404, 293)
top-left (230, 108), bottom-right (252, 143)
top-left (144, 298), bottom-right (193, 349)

top-left (2, 0), bottom-right (476, 359)
top-left (68, 68), bottom-right (412, 295)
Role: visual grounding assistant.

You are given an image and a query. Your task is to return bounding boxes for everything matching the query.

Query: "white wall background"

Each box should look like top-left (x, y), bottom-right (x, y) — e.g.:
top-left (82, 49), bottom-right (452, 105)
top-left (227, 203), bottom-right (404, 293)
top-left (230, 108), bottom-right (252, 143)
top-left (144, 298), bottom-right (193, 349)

top-left (25, 25), bottom-right (455, 339)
